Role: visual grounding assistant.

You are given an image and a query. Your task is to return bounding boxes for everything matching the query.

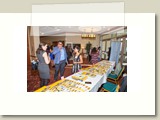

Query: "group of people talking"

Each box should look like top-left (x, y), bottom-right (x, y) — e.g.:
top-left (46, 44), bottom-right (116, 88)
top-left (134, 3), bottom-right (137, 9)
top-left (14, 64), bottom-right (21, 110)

top-left (36, 41), bottom-right (101, 87)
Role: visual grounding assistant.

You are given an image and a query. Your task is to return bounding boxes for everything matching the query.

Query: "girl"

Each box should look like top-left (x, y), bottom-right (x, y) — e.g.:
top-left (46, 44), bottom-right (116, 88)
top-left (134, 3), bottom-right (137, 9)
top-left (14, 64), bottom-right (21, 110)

top-left (72, 46), bottom-right (83, 73)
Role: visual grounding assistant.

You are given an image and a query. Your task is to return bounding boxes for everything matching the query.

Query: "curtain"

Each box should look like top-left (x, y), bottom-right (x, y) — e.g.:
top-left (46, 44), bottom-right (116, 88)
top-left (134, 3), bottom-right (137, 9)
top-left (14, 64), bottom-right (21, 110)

top-left (109, 41), bottom-right (121, 64)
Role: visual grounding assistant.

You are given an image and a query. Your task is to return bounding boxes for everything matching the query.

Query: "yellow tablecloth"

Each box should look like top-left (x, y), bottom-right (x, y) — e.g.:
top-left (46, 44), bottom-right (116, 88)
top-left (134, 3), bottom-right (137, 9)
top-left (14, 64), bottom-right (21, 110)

top-left (34, 80), bottom-right (64, 92)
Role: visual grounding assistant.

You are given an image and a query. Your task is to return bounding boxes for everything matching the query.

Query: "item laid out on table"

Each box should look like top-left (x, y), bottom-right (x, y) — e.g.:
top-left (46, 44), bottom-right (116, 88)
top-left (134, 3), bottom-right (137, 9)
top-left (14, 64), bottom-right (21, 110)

top-left (71, 75), bottom-right (88, 81)
top-left (81, 60), bottom-right (112, 76)
top-left (85, 81), bottom-right (92, 84)
top-left (81, 71), bottom-right (96, 78)
top-left (44, 79), bottom-right (90, 92)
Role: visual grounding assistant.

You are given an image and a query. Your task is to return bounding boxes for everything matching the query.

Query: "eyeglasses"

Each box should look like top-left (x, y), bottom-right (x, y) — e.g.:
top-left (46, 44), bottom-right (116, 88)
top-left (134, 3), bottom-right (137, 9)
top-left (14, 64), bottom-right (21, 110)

top-left (58, 44), bottom-right (63, 45)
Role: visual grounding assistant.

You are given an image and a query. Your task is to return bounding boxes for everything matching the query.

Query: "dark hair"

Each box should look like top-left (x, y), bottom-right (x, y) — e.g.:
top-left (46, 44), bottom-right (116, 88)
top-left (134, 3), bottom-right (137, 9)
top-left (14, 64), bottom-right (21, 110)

top-left (36, 42), bottom-right (47, 54)
top-left (50, 45), bottom-right (54, 50)
top-left (65, 46), bottom-right (69, 52)
top-left (98, 47), bottom-right (101, 50)
top-left (74, 46), bottom-right (80, 52)
top-left (47, 46), bottom-right (50, 50)
top-left (91, 47), bottom-right (97, 54)
top-left (58, 40), bottom-right (63, 44)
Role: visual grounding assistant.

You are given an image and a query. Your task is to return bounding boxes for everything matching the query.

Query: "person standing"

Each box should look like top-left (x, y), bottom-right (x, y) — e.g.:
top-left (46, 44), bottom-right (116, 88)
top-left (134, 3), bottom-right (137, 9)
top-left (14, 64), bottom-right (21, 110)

top-left (88, 47), bottom-right (93, 63)
top-left (72, 46), bottom-right (83, 73)
top-left (90, 47), bottom-right (99, 64)
top-left (97, 47), bottom-right (101, 62)
top-left (65, 46), bottom-right (70, 63)
top-left (52, 41), bottom-right (68, 81)
top-left (107, 47), bottom-right (111, 60)
top-left (36, 43), bottom-right (51, 87)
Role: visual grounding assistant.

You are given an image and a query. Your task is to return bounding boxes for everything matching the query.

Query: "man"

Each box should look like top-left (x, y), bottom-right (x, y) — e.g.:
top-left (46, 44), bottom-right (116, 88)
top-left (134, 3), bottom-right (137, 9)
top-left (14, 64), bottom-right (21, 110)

top-left (52, 41), bottom-right (68, 81)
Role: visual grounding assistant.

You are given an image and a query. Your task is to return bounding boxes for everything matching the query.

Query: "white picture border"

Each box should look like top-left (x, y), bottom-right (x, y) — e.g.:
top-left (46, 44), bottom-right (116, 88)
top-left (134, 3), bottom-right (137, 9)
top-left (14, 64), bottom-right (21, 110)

top-left (0, 13), bottom-right (155, 115)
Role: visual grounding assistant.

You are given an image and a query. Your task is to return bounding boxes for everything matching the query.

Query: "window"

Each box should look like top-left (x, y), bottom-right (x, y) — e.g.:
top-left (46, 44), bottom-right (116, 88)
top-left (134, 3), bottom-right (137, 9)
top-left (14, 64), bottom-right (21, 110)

top-left (101, 40), bottom-right (106, 59)
top-left (102, 40), bottom-right (106, 51)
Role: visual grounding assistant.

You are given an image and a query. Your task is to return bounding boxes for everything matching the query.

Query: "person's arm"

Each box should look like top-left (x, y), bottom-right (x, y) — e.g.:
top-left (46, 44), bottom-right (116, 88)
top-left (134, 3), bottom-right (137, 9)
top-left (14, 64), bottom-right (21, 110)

top-left (64, 48), bottom-right (68, 59)
top-left (52, 47), bottom-right (60, 55)
top-left (89, 49), bottom-right (92, 55)
top-left (74, 55), bottom-right (83, 64)
top-left (42, 52), bottom-right (50, 64)
top-left (97, 50), bottom-right (100, 55)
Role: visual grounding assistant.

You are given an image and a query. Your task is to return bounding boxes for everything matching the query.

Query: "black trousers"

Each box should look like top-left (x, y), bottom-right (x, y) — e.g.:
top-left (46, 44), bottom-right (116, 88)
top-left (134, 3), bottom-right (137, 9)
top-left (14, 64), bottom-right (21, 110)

top-left (40, 79), bottom-right (48, 87)
top-left (88, 54), bottom-right (91, 62)
top-left (54, 60), bottom-right (66, 81)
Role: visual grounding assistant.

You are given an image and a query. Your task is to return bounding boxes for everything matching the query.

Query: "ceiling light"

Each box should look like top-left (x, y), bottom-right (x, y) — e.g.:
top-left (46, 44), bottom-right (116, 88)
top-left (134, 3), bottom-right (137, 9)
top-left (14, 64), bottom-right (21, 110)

top-left (81, 33), bottom-right (96, 39)
top-left (80, 26), bottom-right (97, 39)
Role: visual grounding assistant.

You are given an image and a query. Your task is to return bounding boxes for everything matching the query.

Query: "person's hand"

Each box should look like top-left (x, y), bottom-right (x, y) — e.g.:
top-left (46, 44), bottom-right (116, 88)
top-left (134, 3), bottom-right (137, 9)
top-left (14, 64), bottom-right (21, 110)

top-left (48, 55), bottom-right (51, 60)
top-left (73, 62), bottom-right (77, 64)
top-left (61, 76), bottom-right (65, 80)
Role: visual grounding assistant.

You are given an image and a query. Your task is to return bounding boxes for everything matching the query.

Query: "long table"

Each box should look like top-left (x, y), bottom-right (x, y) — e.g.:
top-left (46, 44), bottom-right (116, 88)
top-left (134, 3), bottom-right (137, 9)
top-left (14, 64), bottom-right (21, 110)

top-left (66, 61), bottom-right (115, 92)
top-left (35, 60), bottom-right (115, 92)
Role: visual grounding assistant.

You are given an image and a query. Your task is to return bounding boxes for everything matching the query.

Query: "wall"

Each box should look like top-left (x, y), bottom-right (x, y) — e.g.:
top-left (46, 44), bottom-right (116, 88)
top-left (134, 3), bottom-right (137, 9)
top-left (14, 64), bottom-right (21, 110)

top-left (40, 35), bottom-right (100, 53)
top-left (28, 26), bottom-right (40, 60)
top-left (33, 36), bottom-right (40, 53)
top-left (40, 36), bottom-right (66, 45)
top-left (65, 35), bottom-right (100, 53)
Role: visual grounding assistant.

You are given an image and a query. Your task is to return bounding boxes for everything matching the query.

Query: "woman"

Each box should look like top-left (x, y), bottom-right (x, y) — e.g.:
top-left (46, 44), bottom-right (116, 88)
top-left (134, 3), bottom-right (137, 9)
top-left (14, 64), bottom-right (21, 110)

top-left (107, 47), bottom-right (111, 60)
top-left (72, 46), bottom-right (83, 73)
top-left (65, 46), bottom-right (70, 63)
top-left (97, 47), bottom-right (101, 62)
top-left (90, 47), bottom-right (99, 64)
top-left (36, 43), bottom-right (51, 87)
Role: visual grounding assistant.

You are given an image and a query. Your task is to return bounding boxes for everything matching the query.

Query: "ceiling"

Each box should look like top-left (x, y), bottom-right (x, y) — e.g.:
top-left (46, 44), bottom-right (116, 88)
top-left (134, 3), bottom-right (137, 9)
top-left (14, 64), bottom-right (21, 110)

top-left (39, 26), bottom-right (124, 36)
